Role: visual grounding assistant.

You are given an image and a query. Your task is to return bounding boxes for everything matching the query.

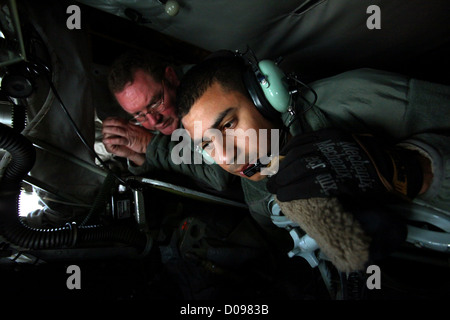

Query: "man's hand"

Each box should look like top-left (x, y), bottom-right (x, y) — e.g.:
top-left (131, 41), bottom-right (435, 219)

top-left (267, 128), bottom-right (424, 202)
top-left (101, 117), bottom-right (153, 166)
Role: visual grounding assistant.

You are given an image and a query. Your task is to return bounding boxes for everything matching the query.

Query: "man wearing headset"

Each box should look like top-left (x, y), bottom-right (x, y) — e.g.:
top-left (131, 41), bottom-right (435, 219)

top-left (176, 54), bottom-right (450, 272)
top-left (100, 51), bottom-right (235, 193)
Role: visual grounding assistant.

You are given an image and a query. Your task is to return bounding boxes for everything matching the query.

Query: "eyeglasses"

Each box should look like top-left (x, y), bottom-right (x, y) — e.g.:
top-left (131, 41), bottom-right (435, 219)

top-left (129, 81), bottom-right (166, 124)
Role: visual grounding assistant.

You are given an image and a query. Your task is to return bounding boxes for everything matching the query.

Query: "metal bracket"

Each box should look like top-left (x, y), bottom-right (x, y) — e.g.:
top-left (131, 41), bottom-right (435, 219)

top-left (268, 196), bottom-right (320, 268)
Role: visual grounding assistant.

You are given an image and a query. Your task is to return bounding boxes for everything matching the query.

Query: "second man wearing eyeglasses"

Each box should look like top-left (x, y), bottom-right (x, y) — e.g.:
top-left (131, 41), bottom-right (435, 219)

top-left (102, 51), bottom-right (180, 167)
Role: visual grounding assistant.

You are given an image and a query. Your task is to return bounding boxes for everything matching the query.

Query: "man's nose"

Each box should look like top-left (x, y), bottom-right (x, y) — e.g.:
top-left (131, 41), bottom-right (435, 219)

top-left (215, 137), bottom-right (236, 165)
top-left (145, 112), bottom-right (162, 126)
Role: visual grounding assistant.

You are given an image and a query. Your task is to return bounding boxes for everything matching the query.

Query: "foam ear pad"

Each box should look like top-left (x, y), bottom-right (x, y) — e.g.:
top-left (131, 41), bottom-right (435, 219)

top-left (242, 66), bottom-right (282, 120)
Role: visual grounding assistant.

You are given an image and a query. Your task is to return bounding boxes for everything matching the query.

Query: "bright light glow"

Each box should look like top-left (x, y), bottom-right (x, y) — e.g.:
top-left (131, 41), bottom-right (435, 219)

top-left (19, 191), bottom-right (43, 217)
top-left (165, 0), bottom-right (180, 16)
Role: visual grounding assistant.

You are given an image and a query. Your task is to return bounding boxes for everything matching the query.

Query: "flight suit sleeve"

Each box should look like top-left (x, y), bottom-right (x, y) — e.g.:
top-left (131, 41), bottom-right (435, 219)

top-left (304, 68), bottom-right (450, 213)
top-left (129, 131), bottom-right (233, 192)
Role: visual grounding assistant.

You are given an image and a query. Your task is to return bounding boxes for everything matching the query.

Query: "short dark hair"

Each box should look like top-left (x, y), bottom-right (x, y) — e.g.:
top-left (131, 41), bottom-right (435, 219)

top-left (176, 56), bottom-right (250, 118)
top-left (108, 51), bottom-right (167, 94)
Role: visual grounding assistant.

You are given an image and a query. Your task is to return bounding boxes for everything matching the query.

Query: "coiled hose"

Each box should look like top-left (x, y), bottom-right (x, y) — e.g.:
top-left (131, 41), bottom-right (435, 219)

top-left (0, 123), bottom-right (149, 250)
top-left (11, 103), bottom-right (27, 133)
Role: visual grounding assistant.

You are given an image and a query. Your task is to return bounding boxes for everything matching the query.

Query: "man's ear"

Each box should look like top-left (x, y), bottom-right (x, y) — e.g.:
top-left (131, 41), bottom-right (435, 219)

top-left (164, 66), bottom-right (179, 87)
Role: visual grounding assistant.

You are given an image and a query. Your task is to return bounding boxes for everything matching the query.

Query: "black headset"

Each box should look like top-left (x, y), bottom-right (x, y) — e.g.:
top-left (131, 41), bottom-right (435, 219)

top-left (242, 49), bottom-right (317, 123)
top-left (243, 52), bottom-right (297, 120)
top-left (206, 49), bottom-right (291, 119)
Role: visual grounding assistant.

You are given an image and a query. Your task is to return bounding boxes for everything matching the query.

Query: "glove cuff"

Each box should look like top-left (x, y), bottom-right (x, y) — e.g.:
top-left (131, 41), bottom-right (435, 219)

top-left (385, 148), bottom-right (423, 198)
top-left (353, 135), bottom-right (423, 199)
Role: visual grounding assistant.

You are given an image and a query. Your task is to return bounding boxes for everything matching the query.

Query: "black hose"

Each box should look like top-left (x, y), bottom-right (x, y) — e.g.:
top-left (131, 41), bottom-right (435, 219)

top-left (79, 172), bottom-right (116, 226)
top-left (11, 103), bottom-right (27, 133)
top-left (0, 123), bottom-right (35, 192)
top-left (0, 123), bottom-right (148, 250)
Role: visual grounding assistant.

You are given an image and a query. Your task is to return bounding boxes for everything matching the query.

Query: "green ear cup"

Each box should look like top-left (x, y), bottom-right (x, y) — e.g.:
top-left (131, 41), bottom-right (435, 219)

top-left (257, 60), bottom-right (290, 113)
